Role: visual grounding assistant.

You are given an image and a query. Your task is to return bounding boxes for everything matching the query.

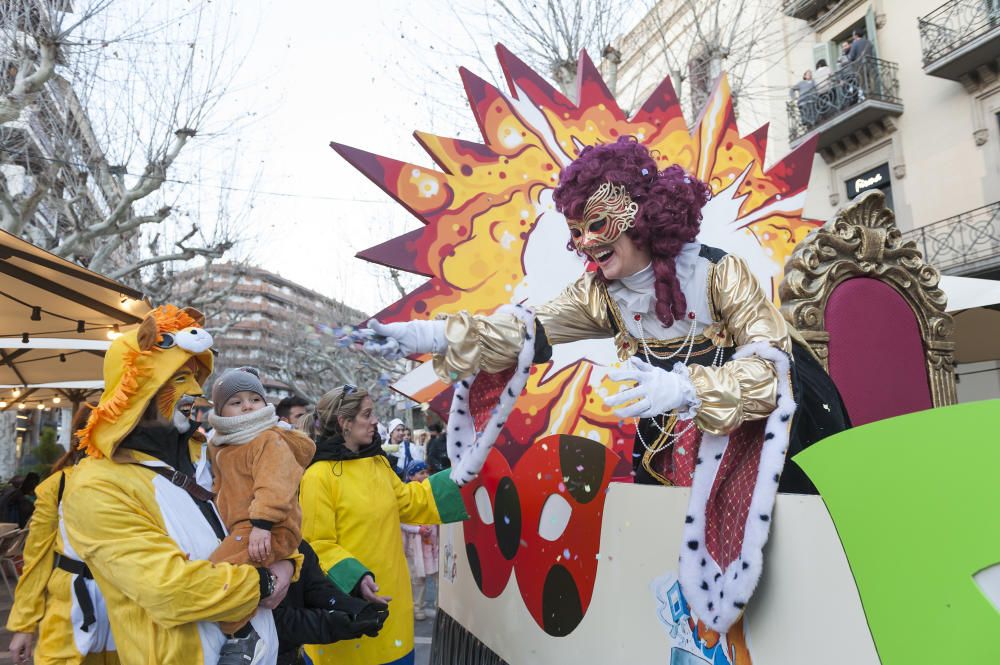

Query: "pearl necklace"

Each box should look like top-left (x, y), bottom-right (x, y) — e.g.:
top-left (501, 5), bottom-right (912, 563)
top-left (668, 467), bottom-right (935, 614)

top-left (628, 311), bottom-right (724, 454)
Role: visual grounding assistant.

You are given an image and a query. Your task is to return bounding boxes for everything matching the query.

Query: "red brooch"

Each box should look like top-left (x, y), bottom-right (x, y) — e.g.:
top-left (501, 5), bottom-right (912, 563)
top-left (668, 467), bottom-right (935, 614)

top-left (633, 314), bottom-right (641, 321)
top-left (688, 311), bottom-right (696, 320)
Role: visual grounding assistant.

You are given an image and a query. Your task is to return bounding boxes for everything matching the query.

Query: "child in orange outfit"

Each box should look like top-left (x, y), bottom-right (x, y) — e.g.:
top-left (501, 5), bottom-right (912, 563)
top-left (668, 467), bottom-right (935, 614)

top-left (207, 367), bottom-right (316, 663)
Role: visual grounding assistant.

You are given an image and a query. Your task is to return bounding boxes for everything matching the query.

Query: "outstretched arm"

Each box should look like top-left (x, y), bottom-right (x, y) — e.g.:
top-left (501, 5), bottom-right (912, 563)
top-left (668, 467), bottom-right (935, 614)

top-left (366, 272), bottom-right (612, 383)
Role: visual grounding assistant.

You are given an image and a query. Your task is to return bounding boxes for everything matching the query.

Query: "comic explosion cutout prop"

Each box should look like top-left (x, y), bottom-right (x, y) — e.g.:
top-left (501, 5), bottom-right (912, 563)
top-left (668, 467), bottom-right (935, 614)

top-left (334, 45), bottom-right (820, 636)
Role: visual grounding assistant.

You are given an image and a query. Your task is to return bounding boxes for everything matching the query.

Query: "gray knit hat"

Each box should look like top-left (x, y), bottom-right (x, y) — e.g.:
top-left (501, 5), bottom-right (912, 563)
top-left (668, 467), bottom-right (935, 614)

top-left (212, 367), bottom-right (267, 414)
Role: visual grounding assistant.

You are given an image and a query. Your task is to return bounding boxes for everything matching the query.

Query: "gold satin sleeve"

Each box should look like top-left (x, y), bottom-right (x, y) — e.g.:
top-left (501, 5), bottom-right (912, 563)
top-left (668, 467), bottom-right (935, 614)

top-left (432, 272), bottom-right (612, 382)
top-left (688, 254), bottom-right (792, 435)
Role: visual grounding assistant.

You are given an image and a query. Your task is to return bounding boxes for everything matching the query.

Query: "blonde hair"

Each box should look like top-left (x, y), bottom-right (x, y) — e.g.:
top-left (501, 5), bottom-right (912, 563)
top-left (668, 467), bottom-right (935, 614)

top-left (297, 385), bottom-right (370, 440)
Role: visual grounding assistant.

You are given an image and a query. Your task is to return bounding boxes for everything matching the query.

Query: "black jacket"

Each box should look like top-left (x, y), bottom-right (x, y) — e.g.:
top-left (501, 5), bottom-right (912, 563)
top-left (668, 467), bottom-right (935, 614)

top-left (274, 541), bottom-right (388, 664)
top-left (426, 433), bottom-right (450, 473)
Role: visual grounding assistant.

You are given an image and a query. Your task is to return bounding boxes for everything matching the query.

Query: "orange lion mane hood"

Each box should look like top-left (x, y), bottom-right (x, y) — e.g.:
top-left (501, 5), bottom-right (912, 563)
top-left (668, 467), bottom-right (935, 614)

top-left (76, 305), bottom-right (214, 459)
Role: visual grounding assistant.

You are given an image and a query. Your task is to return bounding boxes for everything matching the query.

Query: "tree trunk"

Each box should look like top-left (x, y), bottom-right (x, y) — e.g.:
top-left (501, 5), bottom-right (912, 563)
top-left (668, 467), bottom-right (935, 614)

top-left (0, 412), bottom-right (20, 478)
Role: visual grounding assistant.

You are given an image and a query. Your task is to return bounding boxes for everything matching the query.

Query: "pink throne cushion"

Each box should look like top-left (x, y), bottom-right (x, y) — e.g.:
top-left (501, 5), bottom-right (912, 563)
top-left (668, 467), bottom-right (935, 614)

top-left (824, 277), bottom-right (933, 426)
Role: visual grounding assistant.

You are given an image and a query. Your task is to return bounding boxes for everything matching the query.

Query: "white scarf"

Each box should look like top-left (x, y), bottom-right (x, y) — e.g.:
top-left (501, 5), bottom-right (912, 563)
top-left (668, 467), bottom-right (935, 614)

top-left (208, 404), bottom-right (279, 446)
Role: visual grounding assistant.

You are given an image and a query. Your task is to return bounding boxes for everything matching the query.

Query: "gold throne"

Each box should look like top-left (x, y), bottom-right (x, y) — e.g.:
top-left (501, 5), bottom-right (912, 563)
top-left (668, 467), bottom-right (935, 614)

top-left (779, 190), bottom-right (957, 426)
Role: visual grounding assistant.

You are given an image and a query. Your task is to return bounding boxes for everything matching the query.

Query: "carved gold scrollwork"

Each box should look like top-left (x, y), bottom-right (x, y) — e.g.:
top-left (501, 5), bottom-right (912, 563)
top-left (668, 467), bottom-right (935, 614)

top-left (779, 189), bottom-right (957, 407)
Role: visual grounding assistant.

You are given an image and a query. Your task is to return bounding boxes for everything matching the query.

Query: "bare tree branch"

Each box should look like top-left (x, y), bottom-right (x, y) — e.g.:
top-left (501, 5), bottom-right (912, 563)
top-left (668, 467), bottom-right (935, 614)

top-left (1, 0), bottom-right (256, 300)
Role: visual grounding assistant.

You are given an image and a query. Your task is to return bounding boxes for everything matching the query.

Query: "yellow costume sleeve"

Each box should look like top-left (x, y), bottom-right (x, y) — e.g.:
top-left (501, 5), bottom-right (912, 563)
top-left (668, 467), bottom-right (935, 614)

top-left (433, 272), bottom-right (611, 382)
top-left (5, 472), bottom-right (62, 633)
top-left (687, 255), bottom-right (792, 435)
top-left (64, 474), bottom-right (261, 628)
top-left (300, 462), bottom-right (369, 593)
top-left (390, 468), bottom-right (469, 526)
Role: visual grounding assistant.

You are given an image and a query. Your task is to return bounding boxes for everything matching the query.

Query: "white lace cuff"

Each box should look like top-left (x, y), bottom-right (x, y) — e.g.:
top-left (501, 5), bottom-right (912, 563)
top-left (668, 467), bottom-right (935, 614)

top-left (670, 363), bottom-right (702, 421)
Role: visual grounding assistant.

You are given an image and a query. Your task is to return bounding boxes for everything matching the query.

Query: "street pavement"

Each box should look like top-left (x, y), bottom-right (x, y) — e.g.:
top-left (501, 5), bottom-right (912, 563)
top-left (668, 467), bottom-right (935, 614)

top-left (414, 607), bottom-right (434, 665)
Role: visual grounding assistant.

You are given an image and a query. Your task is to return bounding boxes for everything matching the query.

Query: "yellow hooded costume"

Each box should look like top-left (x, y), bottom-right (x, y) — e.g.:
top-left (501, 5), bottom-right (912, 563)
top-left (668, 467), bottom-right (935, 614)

top-left (6, 466), bottom-right (118, 664)
top-left (300, 453), bottom-right (468, 665)
top-left (63, 305), bottom-right (289, 665)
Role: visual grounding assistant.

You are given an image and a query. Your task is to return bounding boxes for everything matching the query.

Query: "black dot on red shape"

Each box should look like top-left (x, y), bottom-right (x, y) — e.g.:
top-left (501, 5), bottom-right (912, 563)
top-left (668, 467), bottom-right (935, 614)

top-left (557, 435), bottom-right (605, 504)
top-left (466, 543), bottom-right (484, 591)
top-left (541, 564), bottom-right (584, 637)
top-left (494, 477), bottom-right (521, 561)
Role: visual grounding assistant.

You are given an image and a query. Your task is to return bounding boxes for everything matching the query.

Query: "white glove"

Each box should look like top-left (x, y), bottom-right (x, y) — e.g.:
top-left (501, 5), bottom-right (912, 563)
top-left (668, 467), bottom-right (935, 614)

top-left (604, 357), bottom-right (693, 419)
top-left (363, 319), bottom-right (447, 360)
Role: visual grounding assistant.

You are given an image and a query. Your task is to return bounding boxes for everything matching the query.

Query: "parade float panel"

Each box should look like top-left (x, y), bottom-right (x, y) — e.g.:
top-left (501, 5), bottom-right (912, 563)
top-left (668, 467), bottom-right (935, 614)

top-left (796, 400), bottom-right (1000, 665)
top-left (435, 437), bottom-right (879, 665)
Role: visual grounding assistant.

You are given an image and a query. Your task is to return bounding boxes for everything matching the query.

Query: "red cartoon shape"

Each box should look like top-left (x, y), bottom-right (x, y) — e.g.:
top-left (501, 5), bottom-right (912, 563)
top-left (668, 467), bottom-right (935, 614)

top-left (511, 434), bottom-right (619, 636)
top-left (460, 447), bottom-right (518, 597)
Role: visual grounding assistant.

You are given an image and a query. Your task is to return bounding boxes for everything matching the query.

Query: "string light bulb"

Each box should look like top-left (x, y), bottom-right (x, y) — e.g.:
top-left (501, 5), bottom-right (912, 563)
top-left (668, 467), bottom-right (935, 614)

top-left (12, 388), bottom-right (20, 397)
top-left (30, 306), bottom-right (41, 321)
top-left (52, 396), bottom-right (61, 404)
top-left (0, 401), bottom-right (6, 409)
top-left (76, 320), bottom-right (85, 333)
top-left (21, 332), bottom-right (29, 343)
top-left (18, 403), bottom-right (25, 410)
top-left (107, 324), bottom-right (121, 340)
top-left (36, 403), bottom-right (45, 410)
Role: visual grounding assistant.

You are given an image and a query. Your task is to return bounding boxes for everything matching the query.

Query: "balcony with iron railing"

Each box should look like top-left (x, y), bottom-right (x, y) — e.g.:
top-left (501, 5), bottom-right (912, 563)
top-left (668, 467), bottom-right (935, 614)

top-left (781, 0), bottom-right (843, 22)
top-left (919, 0), bottom-right (1000, 87)
top-left (788, 56), bottom-right (903, 161)
top-left (902, 200), bottom-right (1000, 276)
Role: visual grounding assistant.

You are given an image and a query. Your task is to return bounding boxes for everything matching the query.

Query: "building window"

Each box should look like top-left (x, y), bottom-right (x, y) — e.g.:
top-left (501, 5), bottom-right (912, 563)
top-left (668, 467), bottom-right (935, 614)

top-left (845, 162), bottom-right (893, 210)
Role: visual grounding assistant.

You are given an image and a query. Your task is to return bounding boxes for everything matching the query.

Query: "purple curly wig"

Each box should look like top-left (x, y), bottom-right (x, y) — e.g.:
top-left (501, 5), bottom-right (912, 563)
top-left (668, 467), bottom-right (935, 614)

top-left (552, 136), bottom-right (711, 328)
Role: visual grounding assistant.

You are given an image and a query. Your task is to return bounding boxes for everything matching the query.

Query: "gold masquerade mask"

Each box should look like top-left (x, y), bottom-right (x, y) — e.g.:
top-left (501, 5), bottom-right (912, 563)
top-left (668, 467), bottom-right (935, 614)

top-left (567, 182), bottom-right (639, 252)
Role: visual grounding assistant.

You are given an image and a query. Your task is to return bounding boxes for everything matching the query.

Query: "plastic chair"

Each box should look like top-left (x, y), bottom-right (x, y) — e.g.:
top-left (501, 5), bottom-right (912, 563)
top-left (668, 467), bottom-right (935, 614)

top-left (0, 527), bottom-right (28, 599)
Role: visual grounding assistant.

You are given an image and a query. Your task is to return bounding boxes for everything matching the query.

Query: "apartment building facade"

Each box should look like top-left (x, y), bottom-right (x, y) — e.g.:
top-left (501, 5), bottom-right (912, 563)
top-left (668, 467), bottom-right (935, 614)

top-left (614, 0), bottom-right (1000, 400)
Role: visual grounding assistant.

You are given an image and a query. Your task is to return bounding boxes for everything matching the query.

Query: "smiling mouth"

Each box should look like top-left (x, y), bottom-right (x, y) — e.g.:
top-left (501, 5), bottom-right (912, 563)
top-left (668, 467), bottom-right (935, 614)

top-left (588, 247), bottom-right (615, 264)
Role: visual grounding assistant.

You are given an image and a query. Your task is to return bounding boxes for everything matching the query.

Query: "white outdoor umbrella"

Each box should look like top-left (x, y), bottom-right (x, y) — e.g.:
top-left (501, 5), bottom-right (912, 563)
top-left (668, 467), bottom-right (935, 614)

top-left (939, 275), bottom-right (1000, 364)
top-left (0, 338), bottom-right (109, 412)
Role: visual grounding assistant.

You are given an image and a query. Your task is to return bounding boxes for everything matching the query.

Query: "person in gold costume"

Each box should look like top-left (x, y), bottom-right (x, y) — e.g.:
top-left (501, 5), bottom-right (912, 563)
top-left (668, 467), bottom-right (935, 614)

top-left (365, 137), bottom-right (849, 634)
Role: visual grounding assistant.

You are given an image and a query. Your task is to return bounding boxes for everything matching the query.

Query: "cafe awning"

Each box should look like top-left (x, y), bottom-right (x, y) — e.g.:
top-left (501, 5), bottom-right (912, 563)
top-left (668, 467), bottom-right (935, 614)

top-left (0, 229), bottom-right (149, 342)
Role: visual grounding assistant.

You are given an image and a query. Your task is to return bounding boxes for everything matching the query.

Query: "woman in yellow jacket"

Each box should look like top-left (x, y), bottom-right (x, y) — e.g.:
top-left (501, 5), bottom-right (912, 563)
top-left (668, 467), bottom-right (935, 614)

top-left (299, 385), bottom-right (468, 665)
top-left (6, 427), bottom-right (118, 665)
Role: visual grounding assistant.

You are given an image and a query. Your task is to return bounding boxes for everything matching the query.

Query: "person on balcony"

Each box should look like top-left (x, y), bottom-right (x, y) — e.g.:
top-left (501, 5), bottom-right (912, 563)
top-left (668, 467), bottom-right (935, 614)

top-left (848, 29), bottom-right (873, 62)
top-left (814, 59), bottom-right (831, 85)
top-left (790, 70), bottom-right (818, 128)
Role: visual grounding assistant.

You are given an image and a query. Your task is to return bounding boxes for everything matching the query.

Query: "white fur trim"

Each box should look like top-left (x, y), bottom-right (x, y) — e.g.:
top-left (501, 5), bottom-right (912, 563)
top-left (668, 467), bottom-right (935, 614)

top-left (447, 304), bottom-right (536, 487)
top-left (677, 341), bottom-right (795, 633)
